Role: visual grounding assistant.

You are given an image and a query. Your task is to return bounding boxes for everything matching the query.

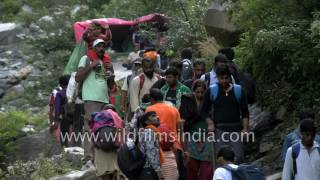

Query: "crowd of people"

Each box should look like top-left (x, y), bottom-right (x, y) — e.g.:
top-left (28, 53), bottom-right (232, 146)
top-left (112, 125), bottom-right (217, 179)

top-left (48, 21), bottom-right (320, 180)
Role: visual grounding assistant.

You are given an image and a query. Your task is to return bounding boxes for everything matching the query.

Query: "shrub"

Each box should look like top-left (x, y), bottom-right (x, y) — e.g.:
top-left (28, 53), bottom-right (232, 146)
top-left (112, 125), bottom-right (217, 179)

top-left (227, 0), bottom-right (320, 111)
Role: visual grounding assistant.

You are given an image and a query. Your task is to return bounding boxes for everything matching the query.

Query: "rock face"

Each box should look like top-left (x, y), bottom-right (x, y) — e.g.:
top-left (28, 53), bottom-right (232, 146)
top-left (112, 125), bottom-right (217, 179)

top-left (7, 128), bottom-right (62, 162)
top-left (0, 22), bottom-right (46, 109)
top-left (49, 147), bottom-right (98, 180)
top-left (64, 147), bottom-right (84, 168)
top-left (0, 23), bottom-right (20, 45)
top-left (49, 169), bottom-right (98, 180)
top-left (204, 0), bottom-right (241, 46)
top-left (7, 65), bottom-right (33, 85)
top-left (249, 104), bottom-right (273, 133)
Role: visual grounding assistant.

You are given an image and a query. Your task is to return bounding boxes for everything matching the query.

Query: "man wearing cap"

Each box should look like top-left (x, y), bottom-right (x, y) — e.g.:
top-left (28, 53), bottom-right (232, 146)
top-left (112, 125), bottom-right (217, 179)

top-left (129, 54), bottom-right (161, 119)
top-left (122, 44), bottom-right (141, 70)
top-left (75, 39), bottom-right (112, 164)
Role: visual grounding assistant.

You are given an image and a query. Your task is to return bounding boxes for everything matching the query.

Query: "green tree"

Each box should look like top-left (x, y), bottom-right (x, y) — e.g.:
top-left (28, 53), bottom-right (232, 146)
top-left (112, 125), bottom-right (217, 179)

top-left (227, 0), bottom-right (320, 110)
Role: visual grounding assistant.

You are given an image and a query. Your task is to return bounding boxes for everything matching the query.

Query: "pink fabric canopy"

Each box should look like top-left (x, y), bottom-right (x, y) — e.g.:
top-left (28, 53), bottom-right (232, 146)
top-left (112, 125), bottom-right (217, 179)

top-left (73, 13), bottom-right (166, 43)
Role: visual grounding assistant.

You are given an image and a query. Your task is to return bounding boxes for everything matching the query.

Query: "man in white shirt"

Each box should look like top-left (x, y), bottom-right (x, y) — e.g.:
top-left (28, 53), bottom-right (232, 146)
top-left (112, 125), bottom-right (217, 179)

top-left (129, 57), bottom-right (160, 116)
top-left (66, 72), bottom-right (84, 146)
top-left (121, 59), bottom-right (142, 122)
top-left (282, 119), bottom-right (320, 180)
top-left (213, 147), bottom-right (238, 180)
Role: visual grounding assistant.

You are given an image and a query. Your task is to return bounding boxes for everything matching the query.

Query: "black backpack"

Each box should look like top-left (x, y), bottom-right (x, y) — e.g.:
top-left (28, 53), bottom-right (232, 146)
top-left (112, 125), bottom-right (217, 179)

top-left (222, 164), bottom-right (266, 180)
top-left (117, 143), bottom-right (145, 180)
top-left (94, 126), bottom-right (119, 151)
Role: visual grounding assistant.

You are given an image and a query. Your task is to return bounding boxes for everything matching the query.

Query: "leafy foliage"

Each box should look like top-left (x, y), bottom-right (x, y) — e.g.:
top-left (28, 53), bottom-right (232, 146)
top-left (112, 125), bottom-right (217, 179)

top-left (6, 154), bottom-right (75, 179)
top-left (0, 0), bottom-right (210, 108)
top-left (227, 0), bottom-right (320, 111)
top-left (100, 0), bottom-right (210, 52)
top-left (0, 110), bottom-right (47, 161)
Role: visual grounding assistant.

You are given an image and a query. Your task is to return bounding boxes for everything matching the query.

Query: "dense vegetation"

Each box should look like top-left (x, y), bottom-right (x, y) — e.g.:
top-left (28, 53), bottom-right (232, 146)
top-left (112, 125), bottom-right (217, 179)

top-left (1, 0), bottom-right (320, 177)
top-left (0, 0), bottom-right (210, 176)
top-left (227, 0), bottom-right (320, 112)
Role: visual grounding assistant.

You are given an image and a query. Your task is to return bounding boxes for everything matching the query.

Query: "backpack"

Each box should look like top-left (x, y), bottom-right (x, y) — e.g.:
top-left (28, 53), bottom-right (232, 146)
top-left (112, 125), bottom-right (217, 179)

top-left (291, 143), bottom-right (320, 178)
top-left (138, 73), bottom-right (161, 91)
top-left (90, 110), bottom-right (121, 151)
top-left (210, 83), bottom-right (242, 103)
top-left (117, 142), bottom-right (146, 179)
top-left (181, 59), bottom-right (193, 82)
top-left (222, 164), bottom-right (266, 180)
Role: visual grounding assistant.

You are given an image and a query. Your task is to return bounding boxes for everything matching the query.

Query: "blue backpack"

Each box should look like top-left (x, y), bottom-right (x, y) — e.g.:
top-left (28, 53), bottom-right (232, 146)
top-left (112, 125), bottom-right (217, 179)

top-left (210, 83), bottom-right (242, 103)
top-left (291, 143), bottom-right (320, 179)
top-left (222, 164), bottom-right (266, 180)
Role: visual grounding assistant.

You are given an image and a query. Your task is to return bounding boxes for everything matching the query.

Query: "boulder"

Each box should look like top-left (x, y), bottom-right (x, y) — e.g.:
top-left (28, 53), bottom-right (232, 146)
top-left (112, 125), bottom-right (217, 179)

top-left (204, 0), bottom-right (241, 46)
top-left (259, 141), bottom-right (274, 153)
top-left (7, 128), bottom-right (63, 162)
top-left (10, 84), bottom-right (25, 94)
top-left (0, 23), bottom-right (20, 45)
top-left (7, 65), bottom-right (33, 85)
top-left (249, 104), bottom-right (272, 133)
top-left (49, 169), bottom-right (98, 180)
top-left (64, 147), bottom-right (84, 167)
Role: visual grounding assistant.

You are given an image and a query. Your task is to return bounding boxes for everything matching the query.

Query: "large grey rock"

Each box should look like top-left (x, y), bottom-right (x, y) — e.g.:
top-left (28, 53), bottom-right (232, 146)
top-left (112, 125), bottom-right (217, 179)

top-left (64, 147), bottom-right (84, 167)
top-left (7, 65), bottom-right (33, 85)
top-left (249, 104), bottom-right (272, 132)
top-left (7, 128), bottom-right (63, 162)
top-left (0, 23), bottom-right (20, 45)
top-left (49, 169), bottom-right (98, 180)
top-left (259, 141), bottom-right (274, 153)
top-left (204, 0), bottom-right (241, 46)
top-left (10, 84), bottom-right (25, 94)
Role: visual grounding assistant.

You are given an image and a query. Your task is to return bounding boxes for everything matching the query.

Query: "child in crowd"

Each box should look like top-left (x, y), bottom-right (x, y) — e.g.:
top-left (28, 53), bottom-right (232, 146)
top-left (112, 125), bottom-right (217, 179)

top-left (138, 111), bottom-right (164, 180)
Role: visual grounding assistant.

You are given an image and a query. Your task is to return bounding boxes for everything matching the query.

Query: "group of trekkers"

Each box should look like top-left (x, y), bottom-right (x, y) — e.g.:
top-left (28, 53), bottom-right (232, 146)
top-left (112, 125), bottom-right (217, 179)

top-left (48, 21), bottom-right (320, 180)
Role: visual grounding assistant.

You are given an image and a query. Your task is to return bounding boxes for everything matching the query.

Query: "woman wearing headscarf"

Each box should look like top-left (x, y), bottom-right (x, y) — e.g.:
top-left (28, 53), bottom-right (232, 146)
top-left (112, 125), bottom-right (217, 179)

top-left (179, 80), bottom-right (214, 180)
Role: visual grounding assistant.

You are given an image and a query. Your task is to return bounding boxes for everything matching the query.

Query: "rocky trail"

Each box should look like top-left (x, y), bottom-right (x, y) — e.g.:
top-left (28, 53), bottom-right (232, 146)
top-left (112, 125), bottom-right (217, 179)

top-left (0, 17), bottom-right (283, 180)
